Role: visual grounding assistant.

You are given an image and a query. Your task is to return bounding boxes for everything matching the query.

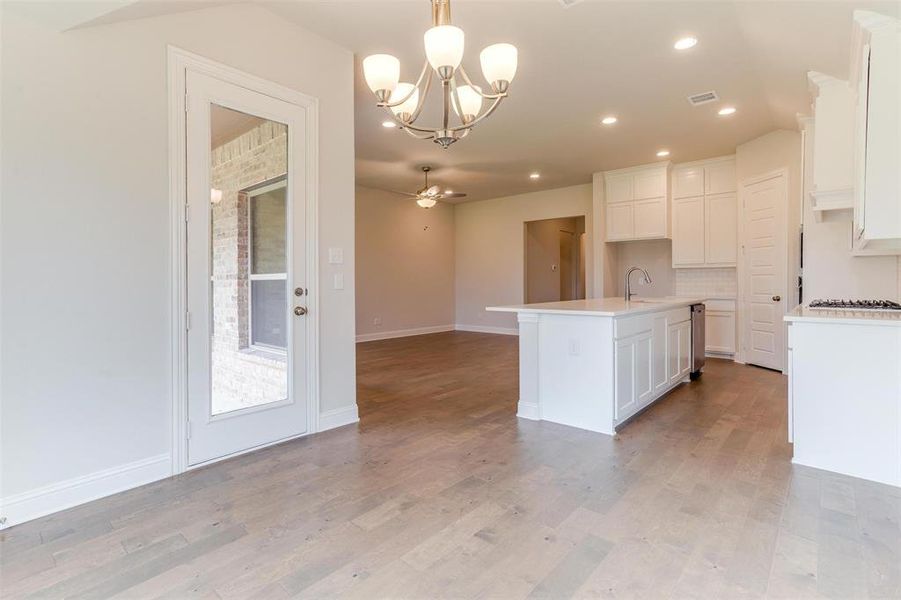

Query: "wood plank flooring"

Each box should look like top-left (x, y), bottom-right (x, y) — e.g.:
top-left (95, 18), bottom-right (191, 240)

top-left (2, 331), bottom-right (899, 599)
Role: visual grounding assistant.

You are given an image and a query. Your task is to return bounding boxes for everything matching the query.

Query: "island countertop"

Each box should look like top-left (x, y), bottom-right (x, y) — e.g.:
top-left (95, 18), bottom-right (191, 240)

top-left (785, 305), bottom-right (901, 327)
top-left (487, 296), bottom-right (705, 317)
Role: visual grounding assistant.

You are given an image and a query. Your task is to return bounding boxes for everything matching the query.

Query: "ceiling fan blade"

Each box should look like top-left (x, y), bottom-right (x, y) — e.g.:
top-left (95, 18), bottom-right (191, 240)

top-left (439, 192), bottom-right (467, 198)
top-left (376, 188), bottom-right (419, 198)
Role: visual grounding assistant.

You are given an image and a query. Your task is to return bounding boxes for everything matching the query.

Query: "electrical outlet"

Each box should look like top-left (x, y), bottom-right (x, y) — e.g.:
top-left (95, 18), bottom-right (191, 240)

top-left (373, 317), bottom-right (382, 326)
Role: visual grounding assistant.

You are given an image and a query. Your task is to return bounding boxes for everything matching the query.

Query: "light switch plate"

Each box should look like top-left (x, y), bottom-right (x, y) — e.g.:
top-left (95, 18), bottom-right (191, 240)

top-left (328, 247), bottom-right (343, 264)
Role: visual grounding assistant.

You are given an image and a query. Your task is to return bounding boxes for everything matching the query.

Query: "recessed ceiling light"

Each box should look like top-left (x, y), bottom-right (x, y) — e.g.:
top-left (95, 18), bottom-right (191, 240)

top-left (656, 150), bottom-right (670, 157)
top-left (601, 116), bottom-right (618, 125)
top-left (529, 172), bottom-right (541, 179)
top-left (718, 106), bottom-right (737, 116)
top-left (381, 120), bottom-right (396, 128)
top-left (674, 36), bottom-right (698, 50)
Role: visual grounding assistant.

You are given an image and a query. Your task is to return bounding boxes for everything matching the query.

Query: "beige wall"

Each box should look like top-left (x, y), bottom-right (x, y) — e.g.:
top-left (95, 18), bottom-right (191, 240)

top-left (525, 217), bottom-right (585, 303)
top-left (610, 239), bottom-right (676, 298)
top-left (455, 184), bottom-right (593, 332)
top-left (355, 187), bottom-right (455, 339)
top-left (1, 4), bottom-right (355, 502)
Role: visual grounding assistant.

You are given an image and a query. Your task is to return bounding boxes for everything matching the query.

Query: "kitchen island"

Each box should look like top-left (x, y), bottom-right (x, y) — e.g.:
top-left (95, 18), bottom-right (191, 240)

top-left (488, 297), bottom-right (704, 435)
top-left (786, 306), bottom-right (901, 486)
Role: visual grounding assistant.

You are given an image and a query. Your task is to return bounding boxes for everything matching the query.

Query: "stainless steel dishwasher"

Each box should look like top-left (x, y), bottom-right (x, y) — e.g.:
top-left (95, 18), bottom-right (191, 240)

top-left (690, 303), bottom-right (705, 379)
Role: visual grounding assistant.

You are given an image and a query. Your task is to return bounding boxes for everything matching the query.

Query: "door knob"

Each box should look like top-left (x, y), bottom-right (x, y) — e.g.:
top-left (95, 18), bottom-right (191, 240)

top-left (772, 295), bottom-right (781, 302)
top-left (294, 306), bottom-right (307, 316)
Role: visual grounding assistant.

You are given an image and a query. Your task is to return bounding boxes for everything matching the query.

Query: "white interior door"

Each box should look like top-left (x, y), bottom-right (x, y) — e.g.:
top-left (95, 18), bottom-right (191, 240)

top-left (741, 172), bottom-right (787, 371)
top-left (185, 70), bottom-right (310, 466)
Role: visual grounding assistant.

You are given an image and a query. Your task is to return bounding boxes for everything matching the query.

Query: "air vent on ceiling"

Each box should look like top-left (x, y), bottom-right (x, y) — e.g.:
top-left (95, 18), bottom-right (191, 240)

top-left (558, 0), bottom-right (583, 7)
top-left (687, 91), bottom-right (719, 106)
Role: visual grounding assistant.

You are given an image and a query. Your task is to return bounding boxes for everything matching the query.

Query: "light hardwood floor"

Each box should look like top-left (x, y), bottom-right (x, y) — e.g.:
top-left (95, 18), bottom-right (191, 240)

top-left (2, 331), bottom-right (899, 599)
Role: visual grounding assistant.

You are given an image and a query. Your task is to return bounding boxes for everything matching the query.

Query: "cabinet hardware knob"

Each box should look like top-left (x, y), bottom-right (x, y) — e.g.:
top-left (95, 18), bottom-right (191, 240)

top-left (772, 295), bottom-right (781, 302)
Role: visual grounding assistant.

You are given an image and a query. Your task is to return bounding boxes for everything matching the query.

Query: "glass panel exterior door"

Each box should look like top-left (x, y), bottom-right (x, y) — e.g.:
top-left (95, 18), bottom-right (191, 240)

top-left (186, 70), bottom-right (308, 466)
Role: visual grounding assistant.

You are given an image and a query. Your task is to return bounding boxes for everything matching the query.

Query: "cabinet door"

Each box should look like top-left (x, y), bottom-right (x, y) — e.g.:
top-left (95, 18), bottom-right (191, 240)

top-left (705, 310), bottom-right (736, 354)
top-left (614, 338), bottom-right (636, 420)
top-left (678, 320), bottom-right (692, 379)
top-left (605, 173), bottom-right (633, 204)
top-left (652, 314), bottom-right (668, 393)
top-left (606, 202), bottom-right (634, 241)
top-left (634, 332), bottom-right (654, 409)
top-left (633, 197), bottom-right (667, 239)
top-left (615, 332), bottom-right (654, 422)
top-left (633, 168), bottom-right (667, 200)
top-left (672, 196), bottom-right (705, 266)
top-left (705, 161), bottom-right (736, 194)
top-left (672, 167), bottom-right (704, 199)
top-left (668, 320), bottom-right (692, 383)
top-left (705, 192), bottom-right (737, 266)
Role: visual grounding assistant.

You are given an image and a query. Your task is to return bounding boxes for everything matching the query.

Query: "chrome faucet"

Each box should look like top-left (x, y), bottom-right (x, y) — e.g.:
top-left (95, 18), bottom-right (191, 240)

top-left (625, 266), bottom-right (653, 301)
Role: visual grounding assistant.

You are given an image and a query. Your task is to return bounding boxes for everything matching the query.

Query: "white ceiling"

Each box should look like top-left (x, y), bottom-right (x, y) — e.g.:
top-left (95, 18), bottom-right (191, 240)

top-left (35, 0), bottom-right (900, 202)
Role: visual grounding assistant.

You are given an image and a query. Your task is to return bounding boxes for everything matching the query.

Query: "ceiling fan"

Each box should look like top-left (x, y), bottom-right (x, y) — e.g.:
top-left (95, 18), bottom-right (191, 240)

top-left (390, 166), bottom-right (466, 208)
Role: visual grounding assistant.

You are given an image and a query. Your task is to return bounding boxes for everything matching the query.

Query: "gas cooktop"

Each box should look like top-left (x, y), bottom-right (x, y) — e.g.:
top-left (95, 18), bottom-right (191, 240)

top-left (808, 299), bottom-right (901, 310)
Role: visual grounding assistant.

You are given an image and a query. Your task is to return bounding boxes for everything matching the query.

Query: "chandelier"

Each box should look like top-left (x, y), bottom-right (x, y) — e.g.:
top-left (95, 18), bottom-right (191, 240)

top-left (361, 0), bottom-right (518, 149)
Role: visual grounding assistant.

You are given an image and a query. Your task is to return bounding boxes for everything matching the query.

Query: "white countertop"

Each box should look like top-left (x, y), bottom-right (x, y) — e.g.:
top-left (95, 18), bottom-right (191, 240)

top-left (487, 296), bottom-right (705, 317)
top-left (785, 305), bottom-right (901, 326)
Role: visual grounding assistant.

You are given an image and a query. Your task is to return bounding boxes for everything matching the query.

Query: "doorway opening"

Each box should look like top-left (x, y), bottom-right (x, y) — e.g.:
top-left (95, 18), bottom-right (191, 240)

top-left (524, 216), bottom-right (587, 303)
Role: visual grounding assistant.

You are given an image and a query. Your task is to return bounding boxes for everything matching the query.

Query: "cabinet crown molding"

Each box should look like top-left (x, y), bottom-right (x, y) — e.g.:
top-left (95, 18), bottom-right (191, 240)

top-left (603, 160), bottom-right (670, 176)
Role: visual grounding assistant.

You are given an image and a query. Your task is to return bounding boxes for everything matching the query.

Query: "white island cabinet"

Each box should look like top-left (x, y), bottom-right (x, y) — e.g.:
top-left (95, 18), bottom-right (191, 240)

top-left (786, 307), bottom-right (901, 487)
top-left (488, 297), bottom-right (702, 435)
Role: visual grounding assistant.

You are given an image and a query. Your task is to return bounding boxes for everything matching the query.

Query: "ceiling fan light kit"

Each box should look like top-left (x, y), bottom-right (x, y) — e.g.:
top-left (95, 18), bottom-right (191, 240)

top-left (362, 0), bottom-right (517, 148)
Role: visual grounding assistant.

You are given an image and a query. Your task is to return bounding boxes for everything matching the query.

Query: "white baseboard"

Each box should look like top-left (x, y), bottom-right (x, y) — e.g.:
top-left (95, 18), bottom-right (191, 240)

top-left (517, 401), bottom-right (540, 420)
top-left (0, 454), bottom-right (171, 529)
top-left (356, 325), bottom-right (455, 343)
top-left (455, 324), bottom-right (519, 336)
top-left (319, 405), bottom-right (360, 431)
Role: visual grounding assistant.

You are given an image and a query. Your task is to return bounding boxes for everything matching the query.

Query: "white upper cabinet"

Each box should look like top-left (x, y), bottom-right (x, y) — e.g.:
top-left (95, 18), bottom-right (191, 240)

top-left (633, 169), bottom-right (667, 200)
top-left (672, 197), bottom-right (705, 265)
top-left (807, 71), bottom-right (856, 214)
top-left (670, 157), bottom-right (737, 268)
top-left (672, 167), bottom-right (704, 199)
top-left (854, 12), bottom-right (901, 246)
top-left (604, 162), bottom-right (670, 242)
top-left (606, 173), bottom-right (633, 204)
top-left (705, 162), bottom-right (736, 195)
top-left (705, 192), bottom-right (738, 266)
top-left (847, 11), bottom-right (901, 255)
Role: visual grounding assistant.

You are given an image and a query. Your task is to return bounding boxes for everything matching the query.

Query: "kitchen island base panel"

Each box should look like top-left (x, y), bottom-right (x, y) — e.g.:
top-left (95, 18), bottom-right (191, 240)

top-left (506, 300), bottom-right (699, 436)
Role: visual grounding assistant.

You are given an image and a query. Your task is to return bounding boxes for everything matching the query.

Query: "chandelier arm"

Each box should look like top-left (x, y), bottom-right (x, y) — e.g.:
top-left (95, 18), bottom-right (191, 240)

top-left (407, 68), bottom-right (433, 123)
top-left (449, 77), bottom-right (467, 125)
top-left (381, 60), bottom-right (432, 109)
top-left (400, 127), bottom-right (436, 140)
top-left (448, 95), bottom-right (505, 133)
top-left (441, 80), bottom-right (451, 131)
top-left (458, 66), bottom-right (506, 99)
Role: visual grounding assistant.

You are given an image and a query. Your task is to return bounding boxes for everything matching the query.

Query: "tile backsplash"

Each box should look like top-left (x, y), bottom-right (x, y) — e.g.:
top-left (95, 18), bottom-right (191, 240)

top-left (675, 268), bottom-right (737, 298)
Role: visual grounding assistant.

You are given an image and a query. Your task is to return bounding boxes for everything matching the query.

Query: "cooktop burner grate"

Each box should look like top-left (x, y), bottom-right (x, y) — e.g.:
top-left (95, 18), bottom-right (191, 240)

top-left (808, 299), bottom-right (901, 310)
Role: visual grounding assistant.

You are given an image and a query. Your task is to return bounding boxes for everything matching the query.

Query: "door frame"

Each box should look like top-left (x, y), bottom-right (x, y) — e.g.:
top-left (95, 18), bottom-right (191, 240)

top-left (736, 168), bottom-right (789, 372)
top-left (167, 46), bottom-right (320, 475)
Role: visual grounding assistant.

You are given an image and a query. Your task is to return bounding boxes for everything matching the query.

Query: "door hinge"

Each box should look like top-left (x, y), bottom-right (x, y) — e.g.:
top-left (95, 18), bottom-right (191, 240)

top-left (184, 94), bottom-right (190, 113)
top-left (184, 203), bottom-right (190, 223)
top-left (186, 421), bottom-right (193, 440)
top-left (185, 311), bottom-right (191, 331)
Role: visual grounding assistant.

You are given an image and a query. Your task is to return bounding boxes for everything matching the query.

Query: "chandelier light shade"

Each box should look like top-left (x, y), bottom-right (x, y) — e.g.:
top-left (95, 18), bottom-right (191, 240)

top-left (480, 43), bottom-right (518, 91)
top-left (452, 85), bottom-right (483, 121)
top-left (362, 54), bottom-right (400, 100)
top-left (424, 25), bottom-right (465, 75)
top-left (361, 0), bottom-right (517, 148)
top-left (389, 83), bottom-right (420, 119)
